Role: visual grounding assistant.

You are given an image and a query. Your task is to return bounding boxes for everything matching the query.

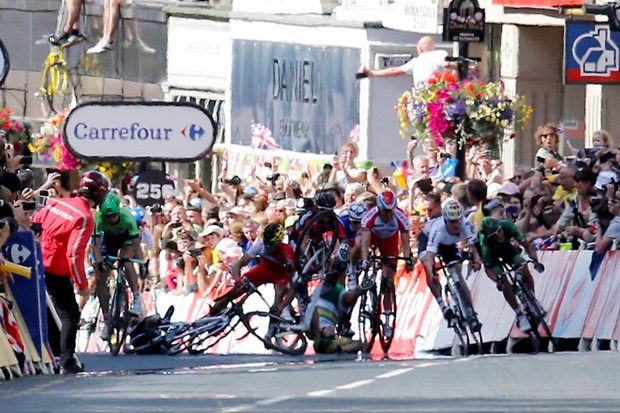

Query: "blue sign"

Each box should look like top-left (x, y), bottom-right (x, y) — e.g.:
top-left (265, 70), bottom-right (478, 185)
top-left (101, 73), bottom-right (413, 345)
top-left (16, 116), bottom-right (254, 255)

top-left (4, 231), bottom-right (48, 356)
top-left (231, 40), bottom-right (360, 155)
top-left (565, 22), bottom-right (620, 84)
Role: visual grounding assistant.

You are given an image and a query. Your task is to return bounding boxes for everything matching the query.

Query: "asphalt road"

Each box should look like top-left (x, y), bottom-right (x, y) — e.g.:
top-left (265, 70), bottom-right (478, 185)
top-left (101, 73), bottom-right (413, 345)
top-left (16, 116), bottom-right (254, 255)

top-left (2, 351), bottom-right (619, 413)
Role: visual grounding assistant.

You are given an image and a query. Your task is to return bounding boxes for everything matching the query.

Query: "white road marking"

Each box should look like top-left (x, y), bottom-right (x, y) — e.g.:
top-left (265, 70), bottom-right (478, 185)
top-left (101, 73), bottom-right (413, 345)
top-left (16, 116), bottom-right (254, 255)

top-left (336, 379), bottom-right (375, 390)
top-left (416, 362), bottom-right (437, 368)
top-left (220, 395), bottom-right (292, 412)
top-left (376, 368), bottom-right (414, 379)
top-left (221, 404), bottom-right (254, 412)
top-left (248, 368), bottom-right (278, 373)
top-left (307, 389), bottom-right (336, 397)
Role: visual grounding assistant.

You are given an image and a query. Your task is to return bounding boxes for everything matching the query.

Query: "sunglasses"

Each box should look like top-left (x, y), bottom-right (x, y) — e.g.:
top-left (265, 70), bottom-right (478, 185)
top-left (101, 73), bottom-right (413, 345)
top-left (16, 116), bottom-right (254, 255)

top-left (540, 133), bottom-right (556, 138)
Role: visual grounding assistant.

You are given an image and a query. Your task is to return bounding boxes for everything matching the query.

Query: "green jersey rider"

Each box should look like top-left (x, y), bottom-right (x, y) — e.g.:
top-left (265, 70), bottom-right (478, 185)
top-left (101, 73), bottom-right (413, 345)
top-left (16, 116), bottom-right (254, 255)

top-left (311, 266), bottom-right (372, 354)
top-left (478, 217), bottom-right (545, 333)
top-left (91, 193), bottom-right (146, 340)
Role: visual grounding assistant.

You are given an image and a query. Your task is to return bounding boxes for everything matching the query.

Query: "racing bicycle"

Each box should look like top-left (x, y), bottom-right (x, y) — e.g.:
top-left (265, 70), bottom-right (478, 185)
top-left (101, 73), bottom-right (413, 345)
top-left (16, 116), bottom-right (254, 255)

top-left (496, 259), bottom-right (556, 353)
top-left (103, 256), bottom-right (146, 356)
top-left (435, 256), bottom-right (483, 356)
top-left (166, 279), bottom-right (307, 356)
top-left (357, 253), bottom-right (412, 356)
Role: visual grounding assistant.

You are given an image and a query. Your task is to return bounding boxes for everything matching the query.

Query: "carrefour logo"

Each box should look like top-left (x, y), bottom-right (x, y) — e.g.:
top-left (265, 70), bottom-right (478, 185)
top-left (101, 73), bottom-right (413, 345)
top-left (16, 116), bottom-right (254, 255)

top-left (64, 102), bottom-right (216, 161)
top-left (181, 124), bottom-right (206, 141)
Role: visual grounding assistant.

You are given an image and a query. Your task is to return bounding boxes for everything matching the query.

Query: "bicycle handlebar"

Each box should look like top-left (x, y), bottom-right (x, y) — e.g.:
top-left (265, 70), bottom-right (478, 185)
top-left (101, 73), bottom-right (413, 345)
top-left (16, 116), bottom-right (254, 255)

top-left (497, 259), bottom-right (537, 277)
top-left (445, 56), bottom-right (481, 63)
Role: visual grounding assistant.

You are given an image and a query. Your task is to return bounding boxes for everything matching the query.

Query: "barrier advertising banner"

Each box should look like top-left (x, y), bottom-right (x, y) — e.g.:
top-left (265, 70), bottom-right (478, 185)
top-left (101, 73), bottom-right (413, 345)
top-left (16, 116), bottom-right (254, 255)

top-left (4, 231), bottom-right (47, 356)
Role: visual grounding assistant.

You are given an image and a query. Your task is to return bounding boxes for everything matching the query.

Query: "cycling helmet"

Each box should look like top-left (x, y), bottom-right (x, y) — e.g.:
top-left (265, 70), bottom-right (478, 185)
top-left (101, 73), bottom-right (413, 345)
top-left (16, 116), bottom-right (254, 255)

top-left (315, 192), bottom-right (336, 210)
top-left (263, 223), bottom-right (284, 246)
top-left (100, 193), bottom-right (121, 216)
top-left (348, 201), bottom-right (368, 222)
top-left (480, 217), bottom-right (501, 237)
top-left (77, 170), bottom-right (110, 206)
top-left (377, 190), bottom-right (397, 211)
top-left (130, 207), bottom-right (147, 223)
top-left (441, 198), bottom-right (464, 222)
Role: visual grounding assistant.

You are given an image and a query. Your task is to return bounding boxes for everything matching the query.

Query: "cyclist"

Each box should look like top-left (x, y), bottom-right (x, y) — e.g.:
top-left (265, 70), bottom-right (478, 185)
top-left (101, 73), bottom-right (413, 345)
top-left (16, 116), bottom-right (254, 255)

top-left (419, 198), bottom-right (482, 330)
top-left (91, 193), bottom-right (146, 339)
top-left (210, 224), bottom-right (295, 316)
top-left (345, 201), bottom-right (369, 289)
top-left (32, 170), bottom-right (110, 374)
top-left (290, 191), bottom-right (349, 276)
top-left (360, 190), bottom-right (413, 338)
top-left (131, 206), bottom-right (156, 291)
top-left (311, 268), bottom-right (371, 354)
top-left (478, 217), bottom-right (545, 332)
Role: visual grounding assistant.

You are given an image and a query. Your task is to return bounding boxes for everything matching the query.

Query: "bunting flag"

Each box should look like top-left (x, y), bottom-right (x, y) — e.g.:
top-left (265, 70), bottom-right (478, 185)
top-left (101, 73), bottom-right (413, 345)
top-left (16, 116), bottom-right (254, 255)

top-left (250, 123), bottom-right (280, 150)
top-left (348, 124), bottom-right (360, 144)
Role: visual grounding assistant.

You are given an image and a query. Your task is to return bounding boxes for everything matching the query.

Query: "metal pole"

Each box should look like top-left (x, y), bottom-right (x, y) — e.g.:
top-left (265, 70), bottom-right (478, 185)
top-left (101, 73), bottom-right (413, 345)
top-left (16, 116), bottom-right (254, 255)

top-left (455, 42), bottom-right (469, 180)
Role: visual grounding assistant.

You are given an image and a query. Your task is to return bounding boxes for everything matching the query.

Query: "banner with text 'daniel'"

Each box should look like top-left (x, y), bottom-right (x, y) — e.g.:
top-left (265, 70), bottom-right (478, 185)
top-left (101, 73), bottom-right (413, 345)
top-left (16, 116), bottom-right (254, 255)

top-left (63, 101), bottom-right (217, 161)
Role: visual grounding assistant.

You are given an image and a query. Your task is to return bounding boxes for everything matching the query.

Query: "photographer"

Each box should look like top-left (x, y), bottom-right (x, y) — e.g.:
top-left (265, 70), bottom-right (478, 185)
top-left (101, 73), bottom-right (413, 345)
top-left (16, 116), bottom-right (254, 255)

top-left (553, 168), bottom-right (597, 244)
top-left (516, 183), bottom-right (561, 243)
top-left (594, 187), bottom-right (620, 253)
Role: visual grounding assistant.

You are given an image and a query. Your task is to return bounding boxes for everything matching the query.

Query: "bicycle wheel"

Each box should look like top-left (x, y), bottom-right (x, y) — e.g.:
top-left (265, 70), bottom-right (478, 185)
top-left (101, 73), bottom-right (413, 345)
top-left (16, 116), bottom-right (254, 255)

top-left (378, 278), bottom-right (397, 354)
top-left (243, 311), bottom-right (307, 356)
top-left (358, 279), bottom-right (379, 352)
top-left (108, 283), bottom-right (129, 356)
top-left (295, 210), bottom-right (339, 281)
top-left (518, 277), bottom-right (555, 352)
top-left (444, 285), bottom-right (469, 357)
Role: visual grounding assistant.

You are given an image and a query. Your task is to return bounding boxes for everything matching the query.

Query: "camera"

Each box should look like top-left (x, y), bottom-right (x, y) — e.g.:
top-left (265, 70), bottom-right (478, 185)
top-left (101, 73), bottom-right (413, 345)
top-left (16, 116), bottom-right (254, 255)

top-left (590, 197), bottom-right (603, 210)
top-left (150, 204), bottom-right (163, 214)
top-left (37, 189), bottom-right (49, 207)
top-left (19, 156), bottom-right (32, 165)
top-left (266, 173), bottom-right (281, 182)
top-left (530, 195), bottom-right (542, 206)
top-left (380, 177), bottom-right (389, 186)
top-left (171, 222), bottom-right (183, 228)
top-left (225, 175), bottom-right (242, 186)
top-left (188, 248), bottom-right (202, 258)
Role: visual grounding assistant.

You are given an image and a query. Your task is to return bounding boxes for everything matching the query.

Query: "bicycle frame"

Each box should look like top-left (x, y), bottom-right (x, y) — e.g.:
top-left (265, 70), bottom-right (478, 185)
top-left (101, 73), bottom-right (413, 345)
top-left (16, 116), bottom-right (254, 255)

top-left (435, 256), bottom-right (483, 356)
top-left (496, 259), bottom-right (555, 353)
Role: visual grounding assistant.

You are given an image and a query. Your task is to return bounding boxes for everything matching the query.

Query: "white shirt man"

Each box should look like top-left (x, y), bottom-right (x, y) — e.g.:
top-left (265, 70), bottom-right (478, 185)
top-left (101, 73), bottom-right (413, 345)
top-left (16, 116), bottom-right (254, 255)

top-left (357, 36), bottom-right (452, 87)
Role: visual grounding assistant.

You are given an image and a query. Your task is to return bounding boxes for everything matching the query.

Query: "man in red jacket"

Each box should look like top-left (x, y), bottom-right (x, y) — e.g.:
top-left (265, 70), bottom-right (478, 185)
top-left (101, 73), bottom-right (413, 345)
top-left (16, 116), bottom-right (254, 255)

top-left (31, 171), bottom-right (110, 374)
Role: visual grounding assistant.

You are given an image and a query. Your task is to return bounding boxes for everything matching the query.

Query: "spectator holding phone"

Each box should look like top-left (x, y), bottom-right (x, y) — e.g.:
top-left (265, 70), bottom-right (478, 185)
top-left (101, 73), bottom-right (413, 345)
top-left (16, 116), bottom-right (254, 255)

top-left (534, 124), bottom-right (564, 170)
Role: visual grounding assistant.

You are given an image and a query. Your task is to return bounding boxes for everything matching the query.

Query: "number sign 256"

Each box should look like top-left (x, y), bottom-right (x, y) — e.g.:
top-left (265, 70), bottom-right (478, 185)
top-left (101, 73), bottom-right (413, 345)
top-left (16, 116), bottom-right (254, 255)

top-left (132, 170), bottom-right (175, 207)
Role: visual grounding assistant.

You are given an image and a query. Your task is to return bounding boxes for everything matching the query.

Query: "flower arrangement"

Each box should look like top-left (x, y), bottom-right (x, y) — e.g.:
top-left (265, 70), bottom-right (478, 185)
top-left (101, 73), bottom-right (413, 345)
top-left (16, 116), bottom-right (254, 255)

top-left (0, 106), bottom-right (31, 148)
top-left (397, 72), bottom-right (533, 148)
top-left (29, 109), bottom-right (82, 171)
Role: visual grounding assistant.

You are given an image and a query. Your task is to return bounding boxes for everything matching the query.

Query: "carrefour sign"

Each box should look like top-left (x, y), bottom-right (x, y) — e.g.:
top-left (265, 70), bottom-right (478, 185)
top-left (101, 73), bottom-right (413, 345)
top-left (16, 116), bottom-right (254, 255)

top-left (63, 102), bottom-right (217, 161)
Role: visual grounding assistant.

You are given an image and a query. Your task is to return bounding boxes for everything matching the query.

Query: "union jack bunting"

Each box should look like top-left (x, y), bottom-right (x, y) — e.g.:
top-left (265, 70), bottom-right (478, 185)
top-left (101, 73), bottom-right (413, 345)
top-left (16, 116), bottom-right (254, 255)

top-left (250, 123), bottom-right (280, 150)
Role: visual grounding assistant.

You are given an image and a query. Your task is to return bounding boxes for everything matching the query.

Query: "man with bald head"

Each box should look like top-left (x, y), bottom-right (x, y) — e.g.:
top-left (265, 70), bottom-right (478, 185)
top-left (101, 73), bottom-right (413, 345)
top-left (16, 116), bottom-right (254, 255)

top-left (357, 36), bottom-right (450, 87)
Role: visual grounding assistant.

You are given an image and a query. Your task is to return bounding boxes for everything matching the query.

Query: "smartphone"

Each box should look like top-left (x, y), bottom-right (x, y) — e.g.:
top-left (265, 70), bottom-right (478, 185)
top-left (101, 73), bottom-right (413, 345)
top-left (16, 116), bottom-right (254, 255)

top-left (171, 222), bottom-right (183, 228)
top-left (536, 156), bottom-right (546, 164)
top-left (189, 248), bottom-right (202, 258)
top-left (410, 135), bottom-right (417, 142)
top-left (37, 190), bottom-right (50, 207)
top-left (22, 201), bottom-right (37, 211)
top-left (19, 156), bottom-right (33, 165)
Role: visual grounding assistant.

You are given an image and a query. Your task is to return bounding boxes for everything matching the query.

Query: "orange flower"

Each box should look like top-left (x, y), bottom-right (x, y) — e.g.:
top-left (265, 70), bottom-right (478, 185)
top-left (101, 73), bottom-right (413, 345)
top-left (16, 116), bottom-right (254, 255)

top-left (440, 71), bottom-right (457, 83)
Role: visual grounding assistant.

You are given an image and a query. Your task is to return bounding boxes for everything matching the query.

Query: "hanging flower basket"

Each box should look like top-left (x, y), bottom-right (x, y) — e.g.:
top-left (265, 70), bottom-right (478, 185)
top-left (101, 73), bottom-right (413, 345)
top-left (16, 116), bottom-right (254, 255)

top-left (397, 72), bottom-right (533, 148)
top-left (29, 109), bottom-right (82, 171)
top-left (0, 106), bottom-right (32, 150)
